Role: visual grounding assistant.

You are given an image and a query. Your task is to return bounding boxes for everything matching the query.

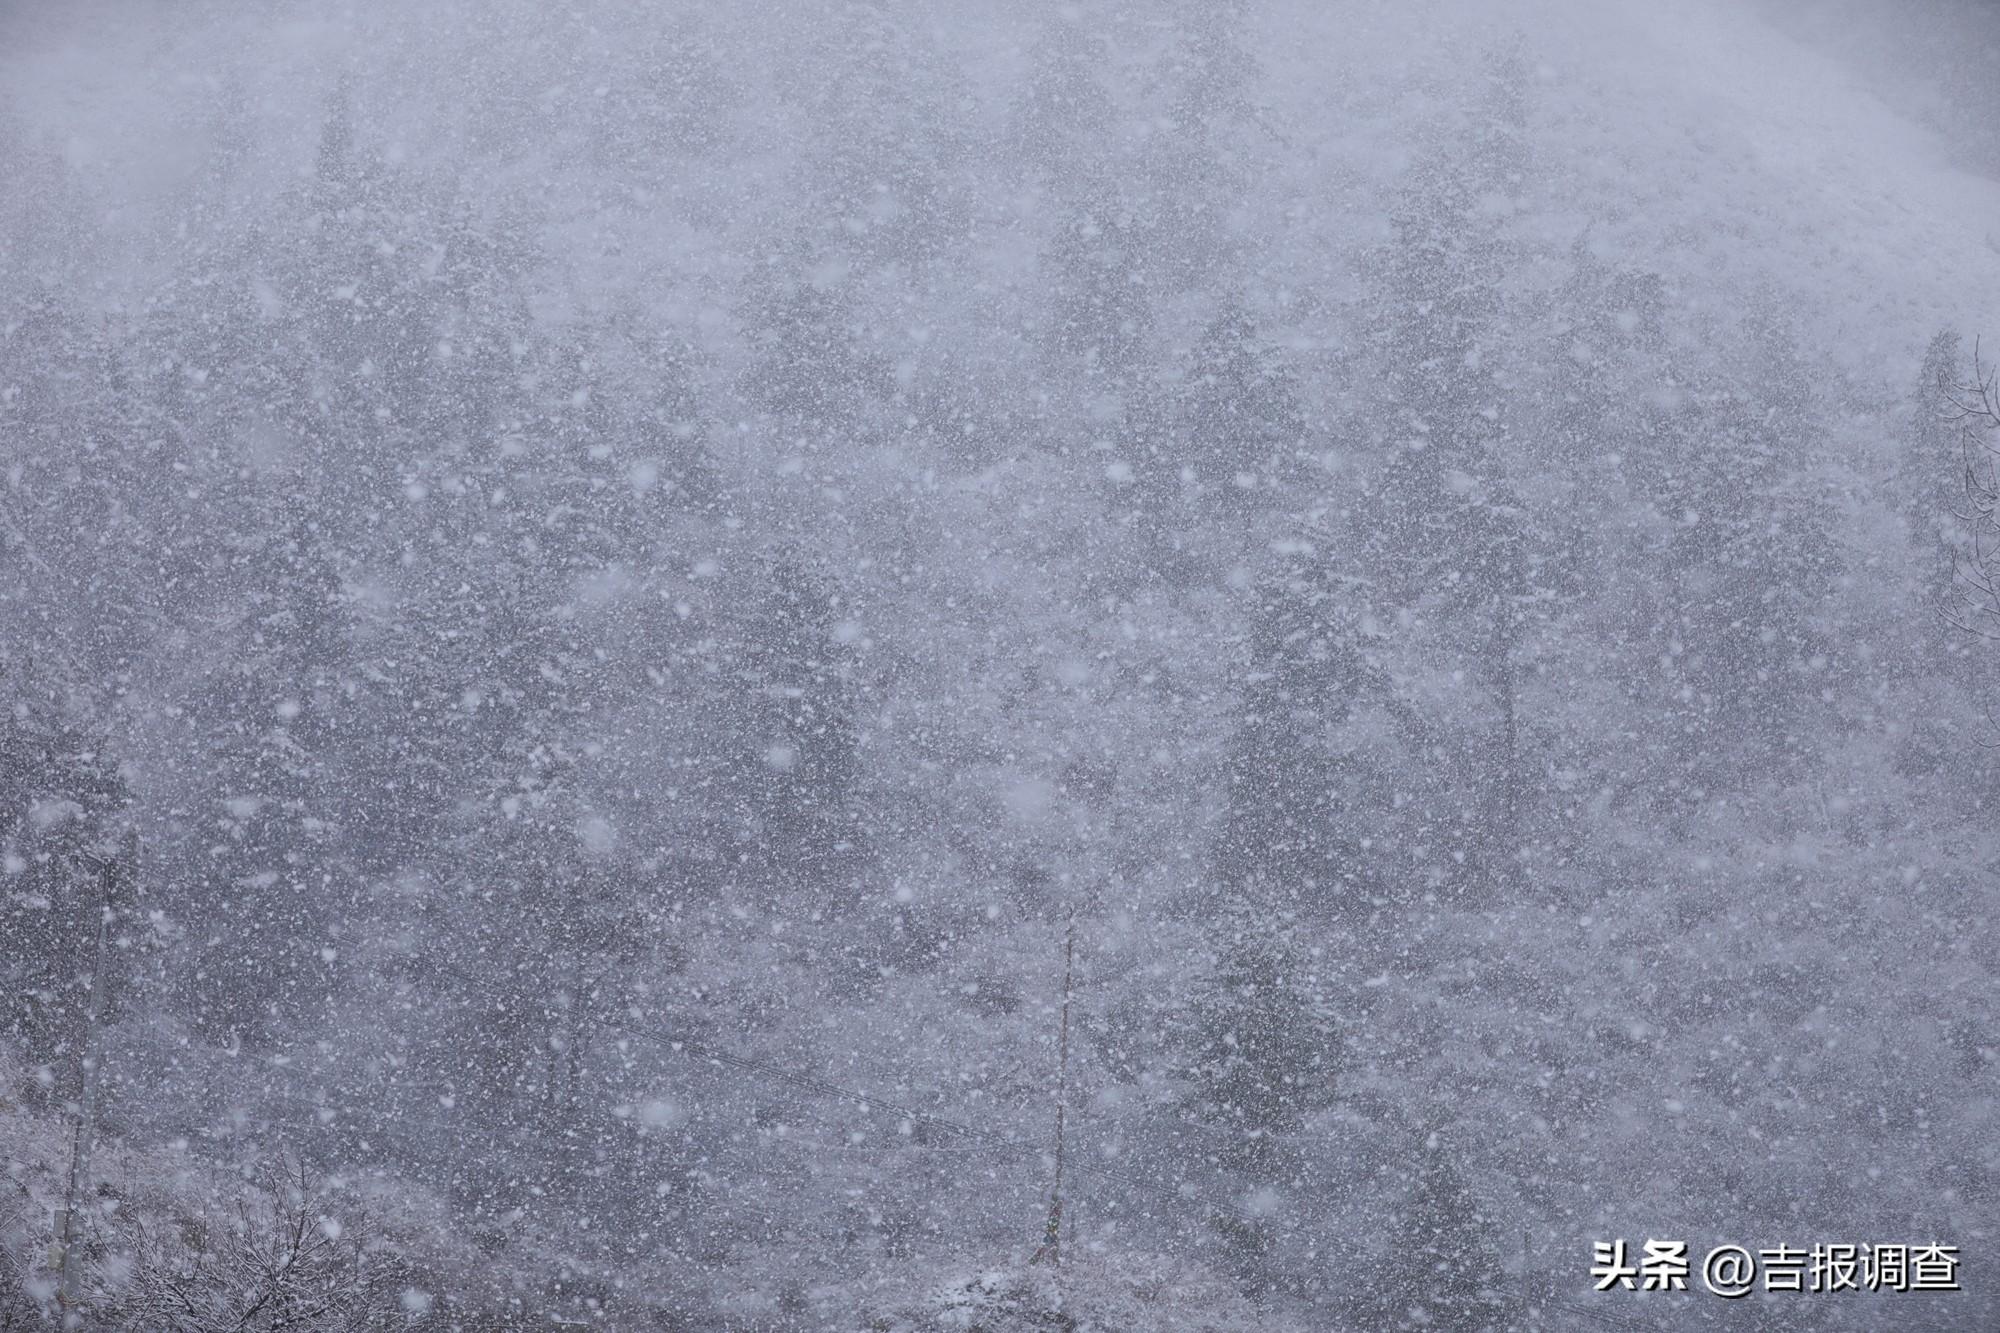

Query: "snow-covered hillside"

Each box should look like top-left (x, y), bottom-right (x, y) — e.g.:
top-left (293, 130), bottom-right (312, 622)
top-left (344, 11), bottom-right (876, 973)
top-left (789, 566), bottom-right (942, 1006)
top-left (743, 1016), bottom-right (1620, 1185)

top-left (2, 2), bottom-right (1996, 1329)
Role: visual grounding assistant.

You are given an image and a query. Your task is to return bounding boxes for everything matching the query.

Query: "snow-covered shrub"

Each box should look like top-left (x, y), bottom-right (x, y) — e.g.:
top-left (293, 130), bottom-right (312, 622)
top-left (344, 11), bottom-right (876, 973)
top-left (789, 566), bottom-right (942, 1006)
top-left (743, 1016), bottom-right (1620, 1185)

top-left (860, 1251), bottom-right (1304, 1333)
top-left (93, 1156), bottom-right (411, 1332)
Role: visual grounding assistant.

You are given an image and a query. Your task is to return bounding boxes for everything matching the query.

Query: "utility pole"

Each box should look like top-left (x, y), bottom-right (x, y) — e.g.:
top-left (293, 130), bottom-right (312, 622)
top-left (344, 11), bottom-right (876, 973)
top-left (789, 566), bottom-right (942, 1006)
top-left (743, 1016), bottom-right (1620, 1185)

top-left (1031, 905), bottom-right (1076, 1268)
top-left (51, 836), bottom-right (126, 1323)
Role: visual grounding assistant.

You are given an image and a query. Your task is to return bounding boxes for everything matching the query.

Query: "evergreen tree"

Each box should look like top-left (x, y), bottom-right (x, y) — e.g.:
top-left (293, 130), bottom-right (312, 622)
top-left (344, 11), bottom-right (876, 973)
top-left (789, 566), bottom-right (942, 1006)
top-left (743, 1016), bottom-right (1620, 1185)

top-left (1157, 881), bottom-right (1344, 1305)
top-left (1044, 186), bottom-right (1157, 388)
top-left (739, 252), bottom-right (894, 442)
top-left (590, 19), bottom-right (736, 175)
top-left (795, 3), bottom-right (971, 268)
top-left (1368, 49), bottom-right (1529, 592)
top-left (1630, 322), bottom-right (1845, 806)
top-left (735, 557), bottom-right (864, 896)
top-left (1176, 892), bottom-right (1343, 1181)
top-left (180, 504), bottom-right (352, 1042)
top-left (1365, 1130), bottom-right (1518, 1331)
top-left (1008, 7), bottom-right (1114, 177)
top-left (271, 80), bottom-right (465, 503)
top-left (1901, 329), bottom-right (1970, 632)
top-left (1362, 54), bottom-right (1551, 893)
top-left (1128, 0), bottom-right (1260, 293)
top-left (0, 708), bottom-right (140, 1111)
top-left (1173, 307), bottom-right (1309, 518)
top-left (1365, 162), bottom-right (1532, 892)
top-left (1215, 550), bottom-right (1376, 910)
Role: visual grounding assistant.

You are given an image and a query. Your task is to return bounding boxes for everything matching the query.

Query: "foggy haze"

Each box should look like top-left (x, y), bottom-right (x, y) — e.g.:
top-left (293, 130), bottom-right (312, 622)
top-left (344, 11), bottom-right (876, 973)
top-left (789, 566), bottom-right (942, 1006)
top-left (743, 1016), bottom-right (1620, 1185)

top-left (2, 0), bottom-right (1997, 1328)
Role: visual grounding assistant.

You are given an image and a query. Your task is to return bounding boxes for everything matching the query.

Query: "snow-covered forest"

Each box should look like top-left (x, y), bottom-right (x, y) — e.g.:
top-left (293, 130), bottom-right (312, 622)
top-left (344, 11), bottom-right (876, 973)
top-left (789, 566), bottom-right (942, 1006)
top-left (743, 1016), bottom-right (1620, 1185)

top-left (3, 0), bottom-right (1998, 1327)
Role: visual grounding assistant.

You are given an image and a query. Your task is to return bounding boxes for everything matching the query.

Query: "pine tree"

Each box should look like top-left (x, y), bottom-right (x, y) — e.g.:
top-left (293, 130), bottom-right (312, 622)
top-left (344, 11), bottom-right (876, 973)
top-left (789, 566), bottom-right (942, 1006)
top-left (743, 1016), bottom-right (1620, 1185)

top-left (1128, 0), bottom-right (1259, 293)
top-left (736, 557), bottom-right (864, 896)
top-left (0, 709), bottom-right (139, 1111)
top-left (1900, 329), bottom-right (1970, 633)
top-left (1215, 551), bottom-right (1376, 910)
top-left (739, 254), bottom-right (894, 442)
top-left (1364, 127), bottom-right (1536, 891)
top-left (1630, 320), bottom-right (1845, 806)
top-left (1177, 892), bottom-right (1343, 1180)
top-left (1044, 187), bottom-right (1157, 387)
top-left (1367, 49), bottom-right (1528, 598)
top-left (1009, 7), bottom-right (1114, 177)
top-left (1365, 1131), bottom-right (1518, 1331)
top-left (590, 19), bottom-right (736, 174)
top-left (795, 3), bottom-right (971, 268)
top-left (181, 504), bottom-right (351, 1042)
top-left (1173, 307), bottom-right (1309, 518)
top-left (1165, 885), bottom-right (1343, 1300)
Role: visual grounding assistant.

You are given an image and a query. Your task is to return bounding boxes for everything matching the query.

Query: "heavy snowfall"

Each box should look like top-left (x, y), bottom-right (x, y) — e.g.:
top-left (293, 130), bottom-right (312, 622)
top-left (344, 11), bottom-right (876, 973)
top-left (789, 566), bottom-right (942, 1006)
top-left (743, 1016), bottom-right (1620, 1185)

top-left (2, 0), bottom-right (1998, 1328)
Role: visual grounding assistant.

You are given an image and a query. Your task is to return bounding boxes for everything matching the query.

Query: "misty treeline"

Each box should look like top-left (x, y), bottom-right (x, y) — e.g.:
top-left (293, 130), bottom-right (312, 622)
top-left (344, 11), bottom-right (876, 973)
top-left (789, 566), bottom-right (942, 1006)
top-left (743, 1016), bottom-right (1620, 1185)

top-left (1, 2), bottom-right (1996, 1329)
